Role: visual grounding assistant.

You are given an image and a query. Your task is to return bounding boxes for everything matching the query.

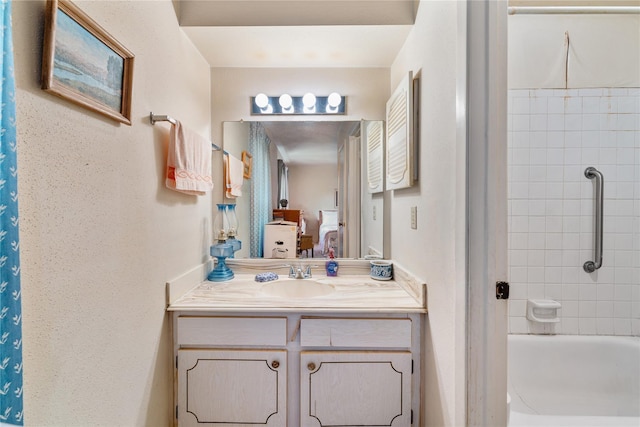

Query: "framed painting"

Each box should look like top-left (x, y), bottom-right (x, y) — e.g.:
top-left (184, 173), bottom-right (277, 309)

top-left (41, 0), bottom-right (134, 125)
top-left (242, 150), bottom-right (253, 179)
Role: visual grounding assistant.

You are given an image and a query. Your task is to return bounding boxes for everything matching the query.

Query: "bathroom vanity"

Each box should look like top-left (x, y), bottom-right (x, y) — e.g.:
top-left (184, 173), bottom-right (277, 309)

top-left (167, 260), bottom-right (427, 427)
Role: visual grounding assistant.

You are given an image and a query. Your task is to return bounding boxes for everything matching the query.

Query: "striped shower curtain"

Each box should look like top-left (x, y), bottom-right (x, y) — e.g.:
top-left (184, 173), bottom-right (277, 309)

top-left (248, 122), bottom-right (272, 257)
top-left (0, 0), bottom-right (24, 425)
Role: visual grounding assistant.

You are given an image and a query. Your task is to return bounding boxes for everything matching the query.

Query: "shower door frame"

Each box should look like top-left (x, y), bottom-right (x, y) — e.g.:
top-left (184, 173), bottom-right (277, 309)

top-left (464, 0), bottom-right (510, 426)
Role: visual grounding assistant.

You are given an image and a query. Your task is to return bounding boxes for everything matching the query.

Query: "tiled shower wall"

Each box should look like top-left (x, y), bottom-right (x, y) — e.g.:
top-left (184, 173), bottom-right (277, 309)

top-left (507, 88), bottom-right (640, 336)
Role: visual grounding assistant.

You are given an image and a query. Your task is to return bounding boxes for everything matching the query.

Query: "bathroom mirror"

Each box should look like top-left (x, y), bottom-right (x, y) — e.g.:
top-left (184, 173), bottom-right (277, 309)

top-left (222, 120), bottom-right (385, 260)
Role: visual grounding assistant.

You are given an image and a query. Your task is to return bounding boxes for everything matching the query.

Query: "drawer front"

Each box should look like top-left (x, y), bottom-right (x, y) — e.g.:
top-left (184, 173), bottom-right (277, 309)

top-left (300, 318), bottom-right (412, 348)
top-left (177, 316), bottom-right (287, 347)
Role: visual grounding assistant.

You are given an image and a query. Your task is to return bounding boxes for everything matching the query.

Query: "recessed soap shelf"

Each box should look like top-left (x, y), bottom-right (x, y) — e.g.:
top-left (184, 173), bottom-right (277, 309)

top-left (526, 299), bottom-right (561, 323)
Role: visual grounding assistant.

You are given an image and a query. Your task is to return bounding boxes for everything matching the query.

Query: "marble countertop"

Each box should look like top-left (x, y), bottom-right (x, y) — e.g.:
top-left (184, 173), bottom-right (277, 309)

top-left (167, 273), bottom-right (426, 313)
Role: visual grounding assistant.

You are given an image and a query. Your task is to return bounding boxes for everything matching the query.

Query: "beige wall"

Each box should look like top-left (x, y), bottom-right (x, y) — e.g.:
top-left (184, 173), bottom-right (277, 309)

top-left (211, 67), bottom-right (390, 258)
top-left (14, 1), bottom-right (211, 425)
top-left (211, 67), bottom-right (389, 144)
top-left (212, 5), bottom-right (472, 424)
top-left (361, 190), bottom-right (385, 256)
top-left (390, 1), bottom-right (466, 426)
top-left (288, 163), bottom-right (338, 243)
top-left (509, 0), bottom-right (638, 6)
top-left (13, 1), bottom-right (468, 425)
top-left (509, 14), bottom-right (640, 88)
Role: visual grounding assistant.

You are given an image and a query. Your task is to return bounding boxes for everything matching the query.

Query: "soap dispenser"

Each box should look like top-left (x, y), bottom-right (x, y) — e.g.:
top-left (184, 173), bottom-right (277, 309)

top-left (325, 247), bottom-right (338, 276)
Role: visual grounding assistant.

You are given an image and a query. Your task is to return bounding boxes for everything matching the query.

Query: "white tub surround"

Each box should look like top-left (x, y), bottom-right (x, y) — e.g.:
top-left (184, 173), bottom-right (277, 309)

top-left (508, 334), bottom-right (640, 427)
top-left (507, 87), bottom-right (640, 336)
top-left (166, 258), bottom-right (427, 313)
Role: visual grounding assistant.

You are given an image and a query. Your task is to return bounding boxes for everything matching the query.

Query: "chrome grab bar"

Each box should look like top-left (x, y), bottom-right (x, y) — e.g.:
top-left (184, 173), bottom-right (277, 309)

top-left (583, 167), bottom-right (604, 273)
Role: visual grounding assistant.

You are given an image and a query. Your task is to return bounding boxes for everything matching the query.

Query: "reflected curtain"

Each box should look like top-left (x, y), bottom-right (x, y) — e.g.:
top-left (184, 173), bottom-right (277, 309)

top-left (277, 160), bottom-right (289, 208)
top-left (0, 0), bottom-right (24, 425)
top-left (249, 123), bottom-right (272, 257)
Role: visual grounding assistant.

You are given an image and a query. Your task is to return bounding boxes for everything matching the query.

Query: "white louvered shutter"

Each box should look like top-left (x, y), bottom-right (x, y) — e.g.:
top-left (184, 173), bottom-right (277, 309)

top-left (365, 120), bottom-right (384, 193)
top-left (386, 71), bottom-right (414, 190)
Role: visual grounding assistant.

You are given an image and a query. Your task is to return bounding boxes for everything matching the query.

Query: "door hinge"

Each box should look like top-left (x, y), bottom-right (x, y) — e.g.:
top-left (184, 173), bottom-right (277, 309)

top-left (411, 359), bottom-right (414, 374)
top-left (176, 355), bottom-right (178, 369)
top-left (411, 409), bottom-right (414, 424)
top-left (175, 405), bottom-right (178, 419)
top-left (496, 281), bottom-right (510, 300)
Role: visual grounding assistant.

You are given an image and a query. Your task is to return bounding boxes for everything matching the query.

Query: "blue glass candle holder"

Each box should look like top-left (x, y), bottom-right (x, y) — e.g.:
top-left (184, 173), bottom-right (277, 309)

top-left (207, 243), bottom-right (235, 281)
top-left (227, 237), bottom-right (242, 257)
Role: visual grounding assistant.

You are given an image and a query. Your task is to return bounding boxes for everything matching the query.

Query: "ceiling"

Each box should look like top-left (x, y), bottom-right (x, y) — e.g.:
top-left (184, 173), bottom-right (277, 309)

top-left (261, 121), bottom-right (359, 165)
top-left (176, 1), bottom-right (415, 163)
top-left (177, 0), bottom-right (417, 68)
top-left (181, 25), bottom-right (413, 68)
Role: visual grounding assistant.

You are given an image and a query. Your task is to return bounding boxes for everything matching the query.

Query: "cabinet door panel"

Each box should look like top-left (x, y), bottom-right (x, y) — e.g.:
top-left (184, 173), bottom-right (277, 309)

top-left (300, 351), bottom-right (411, 427)
top-left (178, 349), bottom-right (286, 427)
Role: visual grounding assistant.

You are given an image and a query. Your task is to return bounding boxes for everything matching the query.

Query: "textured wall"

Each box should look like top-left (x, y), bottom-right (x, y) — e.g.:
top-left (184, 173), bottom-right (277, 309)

top-left (390, 1), bottom-right (466, 426)
top-left (14, 1), bottom-right (211, 425)
top-left (509, 14), bottom-right (640, 89)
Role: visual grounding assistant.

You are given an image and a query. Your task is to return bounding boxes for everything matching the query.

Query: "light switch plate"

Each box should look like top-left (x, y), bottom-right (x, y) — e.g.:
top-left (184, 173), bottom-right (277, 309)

top-left (410, 206), bottom-right (417, 229)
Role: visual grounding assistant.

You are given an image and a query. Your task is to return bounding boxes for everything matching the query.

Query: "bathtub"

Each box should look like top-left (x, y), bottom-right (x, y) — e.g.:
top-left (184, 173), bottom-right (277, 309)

top-left (508, 334), bottom-right (640, 427)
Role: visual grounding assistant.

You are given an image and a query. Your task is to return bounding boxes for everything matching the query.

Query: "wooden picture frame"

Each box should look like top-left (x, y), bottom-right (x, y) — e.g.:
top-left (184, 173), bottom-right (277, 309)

top-left (242, 150), bottom-right (253, 179)
top-left (41, 0), bottom-right (134, 125)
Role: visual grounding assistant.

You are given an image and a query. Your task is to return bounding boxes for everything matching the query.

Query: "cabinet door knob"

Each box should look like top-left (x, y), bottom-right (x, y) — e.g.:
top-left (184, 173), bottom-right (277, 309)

top-left (307, 362), bottom-right (316, 371)
top-left (271, 360), bottom-right (280, 369)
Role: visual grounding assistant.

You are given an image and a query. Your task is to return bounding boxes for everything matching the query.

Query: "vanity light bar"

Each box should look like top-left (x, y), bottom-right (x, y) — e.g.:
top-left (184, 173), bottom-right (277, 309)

top-left (250, 93), bottom-right (346, 115)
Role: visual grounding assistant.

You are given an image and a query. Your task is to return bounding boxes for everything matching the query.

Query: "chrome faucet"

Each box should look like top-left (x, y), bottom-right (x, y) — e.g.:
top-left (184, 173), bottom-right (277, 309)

top-left (288, 264), bottom-right (313, 279)
top-left (304, 265), bottom-right (313, 278)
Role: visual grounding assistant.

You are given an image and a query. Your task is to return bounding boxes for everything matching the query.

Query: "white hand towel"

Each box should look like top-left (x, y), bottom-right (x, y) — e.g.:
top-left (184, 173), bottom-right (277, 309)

top-left (166, 121), bottom-right (213, 195)
top-left (224, 153), bottom-right (244, 198)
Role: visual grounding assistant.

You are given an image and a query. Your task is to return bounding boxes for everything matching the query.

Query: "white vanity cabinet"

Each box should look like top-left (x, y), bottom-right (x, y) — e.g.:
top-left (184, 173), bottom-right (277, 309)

top-left (178, 349), bottom-right (286, 426)
top-left (300, 351), bottom-right (412, 426)
top-left (299, 318), bottom-right (414, 426)
top-left (175, 316), bottom-right (288, 427)
top-left (173, 313), bottom-right (421, 427)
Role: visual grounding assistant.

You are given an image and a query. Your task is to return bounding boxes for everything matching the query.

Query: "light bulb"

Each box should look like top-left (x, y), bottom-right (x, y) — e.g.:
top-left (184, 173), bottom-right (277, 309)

top-left (279, 94), bottom-right (293, 110)
top-left (302, 93), bottom-right (316, 108)
top-left (328, 92), bottom-right (342, 107)
top-left (255, 93), bottom-right (269, 109)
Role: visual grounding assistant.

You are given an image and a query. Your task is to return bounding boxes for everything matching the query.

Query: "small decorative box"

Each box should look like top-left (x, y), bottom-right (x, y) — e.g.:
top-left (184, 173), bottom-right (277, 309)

top-left (370, 260), bottom-right (393, 281)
